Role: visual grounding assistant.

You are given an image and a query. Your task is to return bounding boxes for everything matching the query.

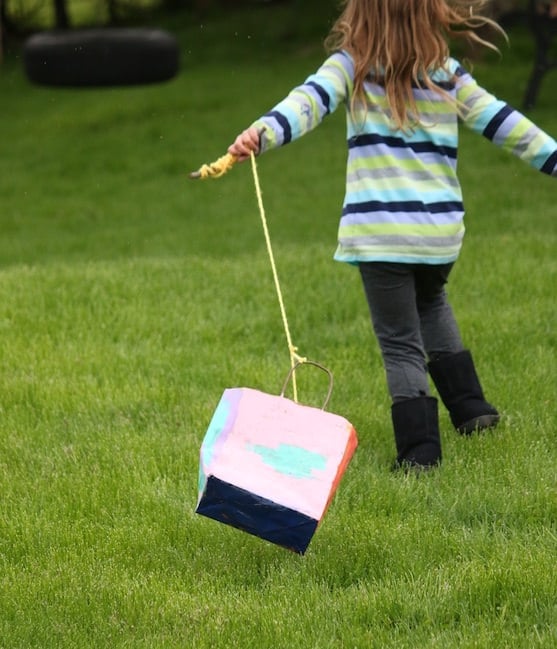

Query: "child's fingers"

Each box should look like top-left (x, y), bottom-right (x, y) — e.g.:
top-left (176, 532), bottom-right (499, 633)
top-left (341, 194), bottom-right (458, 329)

top-left (228, 127), bottom-right (261, 160)
top-left (228, 136), bottom-right (252, 157)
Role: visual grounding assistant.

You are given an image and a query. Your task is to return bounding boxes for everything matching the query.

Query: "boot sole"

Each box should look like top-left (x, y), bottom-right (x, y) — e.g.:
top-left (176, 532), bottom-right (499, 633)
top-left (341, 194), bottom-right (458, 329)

top-left (457, 414), bottom-right (500, 435)
top-left (392, 459), bottom-right (440, 473)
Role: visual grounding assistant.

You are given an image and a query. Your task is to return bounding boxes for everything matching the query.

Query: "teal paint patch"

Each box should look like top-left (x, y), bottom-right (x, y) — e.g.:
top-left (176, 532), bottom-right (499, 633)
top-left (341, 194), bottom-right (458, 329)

top-left (198, 396), bottom-right (232, 493)
top-left (247, 443), bottom-right (327, 479)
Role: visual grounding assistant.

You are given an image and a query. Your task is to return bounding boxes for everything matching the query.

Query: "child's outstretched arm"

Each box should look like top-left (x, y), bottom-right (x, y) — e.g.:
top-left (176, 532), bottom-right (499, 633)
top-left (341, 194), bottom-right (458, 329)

top-left (241, 52), bottom-right (351, 156)
top-left (456, 64), bottom-right (557, 176)
top-left (193, 52), bottom-right (351, 178)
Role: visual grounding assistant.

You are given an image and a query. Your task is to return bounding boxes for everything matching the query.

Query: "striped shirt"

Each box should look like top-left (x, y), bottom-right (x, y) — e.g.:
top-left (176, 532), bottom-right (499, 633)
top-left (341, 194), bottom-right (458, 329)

top-left (252, 52), bottom-right (557, 264)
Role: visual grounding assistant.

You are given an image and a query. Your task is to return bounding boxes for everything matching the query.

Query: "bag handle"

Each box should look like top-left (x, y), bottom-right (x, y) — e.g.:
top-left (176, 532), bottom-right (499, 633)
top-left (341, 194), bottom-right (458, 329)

top-left (280, 360), bottom-right (334, 410)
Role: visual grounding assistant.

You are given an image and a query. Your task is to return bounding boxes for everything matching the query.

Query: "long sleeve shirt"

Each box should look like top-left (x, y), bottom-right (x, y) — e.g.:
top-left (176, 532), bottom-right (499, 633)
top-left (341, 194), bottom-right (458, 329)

top-left (252, 51), bottom-right (557, 264)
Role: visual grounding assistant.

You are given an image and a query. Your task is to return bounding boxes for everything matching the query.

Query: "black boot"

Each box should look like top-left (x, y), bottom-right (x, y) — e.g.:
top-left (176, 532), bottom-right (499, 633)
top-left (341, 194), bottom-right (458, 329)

top-left (428, 350), bottom-right (500, 435)
top-left (391, 396), bottom-right (441, 470)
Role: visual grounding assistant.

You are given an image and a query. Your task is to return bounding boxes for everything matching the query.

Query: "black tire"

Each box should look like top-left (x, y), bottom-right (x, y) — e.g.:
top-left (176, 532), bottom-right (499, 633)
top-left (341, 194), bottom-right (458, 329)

top-left (23, 28), bottom-right (180, 87)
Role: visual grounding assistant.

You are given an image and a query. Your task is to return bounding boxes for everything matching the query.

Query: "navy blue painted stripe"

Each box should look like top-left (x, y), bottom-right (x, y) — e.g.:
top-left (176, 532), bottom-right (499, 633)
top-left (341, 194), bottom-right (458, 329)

top-left (483, 104), bottom-right (514, 140)
top-left (196, 475), bottom-right (318, 554)
top-left (342, 200), bottom-right (463, 216)
top-left (349, 133), bottom-right (457, 159)
top-left (306, 81), bottom-right (331, 114)
top-left (540, 151), bottom-right (557, 174)
top-left (265, 110), bottom-right (292, 144)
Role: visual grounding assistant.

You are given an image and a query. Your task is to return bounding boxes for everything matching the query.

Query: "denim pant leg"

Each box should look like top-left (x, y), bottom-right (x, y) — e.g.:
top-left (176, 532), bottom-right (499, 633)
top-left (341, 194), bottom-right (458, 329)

top-left (359, 262), bottom-right (430, 402)
top-left (414, 264), bottom-right (464, 360)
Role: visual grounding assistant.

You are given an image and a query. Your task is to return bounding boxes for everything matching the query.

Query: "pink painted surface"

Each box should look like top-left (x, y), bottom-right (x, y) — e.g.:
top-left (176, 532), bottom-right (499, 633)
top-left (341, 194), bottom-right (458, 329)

top-left (200, 387), bottom-right (358, 521)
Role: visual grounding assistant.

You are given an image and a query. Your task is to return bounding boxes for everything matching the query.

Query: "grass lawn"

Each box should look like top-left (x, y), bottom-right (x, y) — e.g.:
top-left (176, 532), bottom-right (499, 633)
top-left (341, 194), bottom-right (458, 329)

top-left (0, 6), bottom-right (556, 648)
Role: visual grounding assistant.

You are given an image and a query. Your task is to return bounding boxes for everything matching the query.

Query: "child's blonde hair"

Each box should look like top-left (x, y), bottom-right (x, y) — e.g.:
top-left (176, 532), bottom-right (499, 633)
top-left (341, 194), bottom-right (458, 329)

top-left (325, 0), bottom-right (504, 130)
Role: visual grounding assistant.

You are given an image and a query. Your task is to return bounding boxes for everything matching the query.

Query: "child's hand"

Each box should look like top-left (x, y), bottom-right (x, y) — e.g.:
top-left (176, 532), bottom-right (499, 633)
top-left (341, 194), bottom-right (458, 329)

top-left (228, 127), bottom-right (261, 162)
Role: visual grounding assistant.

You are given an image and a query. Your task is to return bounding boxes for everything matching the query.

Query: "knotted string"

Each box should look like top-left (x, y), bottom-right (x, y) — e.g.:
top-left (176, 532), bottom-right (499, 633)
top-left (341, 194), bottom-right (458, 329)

top-left (189, 153), bottom-right (237, 179)
top-left (190, 151), bottom-right (306, 401)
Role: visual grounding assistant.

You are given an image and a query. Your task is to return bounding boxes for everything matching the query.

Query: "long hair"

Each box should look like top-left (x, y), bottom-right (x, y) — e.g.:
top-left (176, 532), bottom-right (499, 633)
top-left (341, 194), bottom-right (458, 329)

top-left (324, 0), bottom-right (505, 130)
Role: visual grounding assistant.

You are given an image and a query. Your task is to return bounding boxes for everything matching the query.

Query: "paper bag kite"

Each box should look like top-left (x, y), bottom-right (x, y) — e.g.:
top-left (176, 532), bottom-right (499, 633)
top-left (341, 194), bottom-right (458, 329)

top-left (196, 362), bottom-right (358, 554)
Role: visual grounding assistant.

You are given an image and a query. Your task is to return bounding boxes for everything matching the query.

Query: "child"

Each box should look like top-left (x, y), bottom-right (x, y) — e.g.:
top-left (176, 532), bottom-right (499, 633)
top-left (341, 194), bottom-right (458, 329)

top-left (228, 0), bottom-right (557, 470)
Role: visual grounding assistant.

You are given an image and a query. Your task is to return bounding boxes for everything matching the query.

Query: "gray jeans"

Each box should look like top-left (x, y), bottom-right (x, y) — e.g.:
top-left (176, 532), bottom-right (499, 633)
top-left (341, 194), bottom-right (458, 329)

top-left (359, 262), bottom-right (464, 402)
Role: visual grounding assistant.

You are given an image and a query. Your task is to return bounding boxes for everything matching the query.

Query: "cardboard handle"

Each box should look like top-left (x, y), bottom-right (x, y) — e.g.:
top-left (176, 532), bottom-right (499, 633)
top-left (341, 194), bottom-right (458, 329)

top-left (280, 360), bottom-right (334, 410)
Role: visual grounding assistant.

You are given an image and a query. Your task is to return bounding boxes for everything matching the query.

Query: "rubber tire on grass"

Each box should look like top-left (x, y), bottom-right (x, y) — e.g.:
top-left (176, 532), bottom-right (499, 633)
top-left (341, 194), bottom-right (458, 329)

top-left (23, 28), bottom-right (180, 87)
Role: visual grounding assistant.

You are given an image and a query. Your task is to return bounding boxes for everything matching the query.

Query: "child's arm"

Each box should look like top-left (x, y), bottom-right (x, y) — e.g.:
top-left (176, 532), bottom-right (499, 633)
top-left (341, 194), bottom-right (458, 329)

top-left (455, 65), bottom-right (557, 176)
top-left (229, 51), bottom-right (352, 157)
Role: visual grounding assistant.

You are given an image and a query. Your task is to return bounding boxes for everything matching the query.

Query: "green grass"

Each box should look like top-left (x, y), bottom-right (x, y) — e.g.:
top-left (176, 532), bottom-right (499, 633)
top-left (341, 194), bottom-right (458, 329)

top-left (1, 7), bottom-right (556, 648)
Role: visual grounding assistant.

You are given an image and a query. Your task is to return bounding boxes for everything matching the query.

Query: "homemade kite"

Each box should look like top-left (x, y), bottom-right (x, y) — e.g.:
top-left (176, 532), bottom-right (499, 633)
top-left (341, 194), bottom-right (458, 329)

top-left (190, 151), bottom-right (358, 554)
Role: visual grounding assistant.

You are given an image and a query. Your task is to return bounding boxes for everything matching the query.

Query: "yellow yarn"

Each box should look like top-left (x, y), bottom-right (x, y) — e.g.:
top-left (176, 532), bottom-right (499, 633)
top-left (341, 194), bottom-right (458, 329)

top-left (249, 151), bottom-right (306, 401)
top-left (190, 149), bottom-right (306, 401)
top-left (189, 153), bottom-right (237, 179)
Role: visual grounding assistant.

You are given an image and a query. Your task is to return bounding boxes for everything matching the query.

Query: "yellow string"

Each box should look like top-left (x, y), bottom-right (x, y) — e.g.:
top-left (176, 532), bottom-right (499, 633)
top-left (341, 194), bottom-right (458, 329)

top-left (190, 150), bottom-right (306, 400)
top-left (189, 153), bottom-right (237, 179)
top-left (249, 151), bottom-right (306, 402)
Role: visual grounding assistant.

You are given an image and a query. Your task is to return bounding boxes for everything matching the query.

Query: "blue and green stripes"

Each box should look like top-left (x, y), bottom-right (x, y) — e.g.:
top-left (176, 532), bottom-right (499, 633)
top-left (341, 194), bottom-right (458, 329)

top-left (252, 51), bottom-right (557, 265)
